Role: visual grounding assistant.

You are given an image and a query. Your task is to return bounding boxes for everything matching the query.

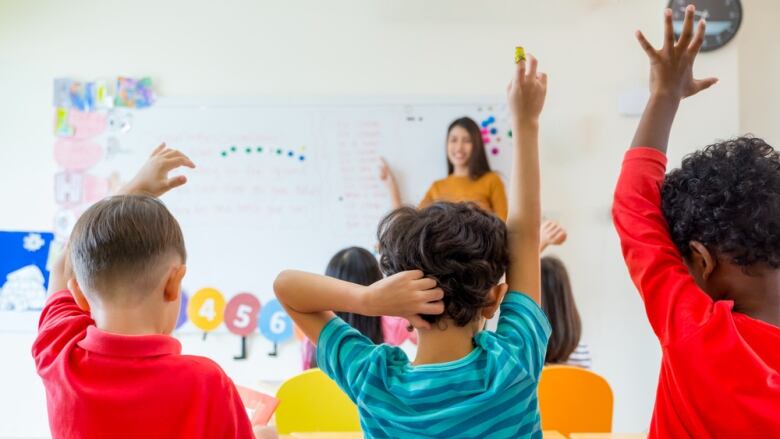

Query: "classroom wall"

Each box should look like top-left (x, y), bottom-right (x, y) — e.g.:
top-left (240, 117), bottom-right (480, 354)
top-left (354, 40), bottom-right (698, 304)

top-left (0, 0), bottom-right (752, 436)
top-left (739, 0), bottom-right (780, 144)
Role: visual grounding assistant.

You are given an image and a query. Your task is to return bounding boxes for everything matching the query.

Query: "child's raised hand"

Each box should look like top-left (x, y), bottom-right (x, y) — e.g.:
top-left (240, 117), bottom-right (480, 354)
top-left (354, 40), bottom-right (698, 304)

top-left (507, 54), bottom-right (547, 124)
top-left (540, 220), bottom-right (567, 252)
top-left (364, 270), bottom-right (444, 329)
top-left (119, 143), bottom-right (196, 197)
top-left (636, 6), bottom-right (718, 101)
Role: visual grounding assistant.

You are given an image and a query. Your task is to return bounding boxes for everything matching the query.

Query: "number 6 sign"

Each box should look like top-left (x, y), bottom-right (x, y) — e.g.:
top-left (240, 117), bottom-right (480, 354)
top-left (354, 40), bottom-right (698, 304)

top-left (258, 299), bottom-right (293, 343)
top-left (225, 293), bottom-right (261, 336)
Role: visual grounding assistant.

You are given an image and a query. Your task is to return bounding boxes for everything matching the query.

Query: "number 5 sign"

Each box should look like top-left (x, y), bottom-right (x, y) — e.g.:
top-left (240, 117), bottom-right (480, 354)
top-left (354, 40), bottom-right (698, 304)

top-left (258, 299), bottom-right (293, 343)
top-left (225, 293), bottom-right (261, 336)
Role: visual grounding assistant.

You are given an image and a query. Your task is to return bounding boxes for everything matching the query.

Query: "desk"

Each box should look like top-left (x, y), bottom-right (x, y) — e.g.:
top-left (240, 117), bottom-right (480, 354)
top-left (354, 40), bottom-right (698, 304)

top-left (569, 434), bottom-right (647, 439)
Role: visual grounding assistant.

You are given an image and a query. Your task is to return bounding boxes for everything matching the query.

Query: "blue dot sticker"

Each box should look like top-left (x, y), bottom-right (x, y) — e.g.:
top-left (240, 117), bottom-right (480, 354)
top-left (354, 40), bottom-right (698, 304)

top-left (258, 299), bottom-right (293, 343)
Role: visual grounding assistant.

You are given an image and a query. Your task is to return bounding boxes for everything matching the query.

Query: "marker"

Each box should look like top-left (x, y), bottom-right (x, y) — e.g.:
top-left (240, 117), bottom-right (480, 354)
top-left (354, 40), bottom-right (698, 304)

top-left (514, 46), bottom-right (526, 63)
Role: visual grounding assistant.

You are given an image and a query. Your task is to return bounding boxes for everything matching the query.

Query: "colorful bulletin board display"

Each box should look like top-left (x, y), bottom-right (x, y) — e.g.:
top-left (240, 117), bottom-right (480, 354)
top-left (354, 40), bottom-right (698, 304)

top-left (0, 231), bottom-right (55, 312)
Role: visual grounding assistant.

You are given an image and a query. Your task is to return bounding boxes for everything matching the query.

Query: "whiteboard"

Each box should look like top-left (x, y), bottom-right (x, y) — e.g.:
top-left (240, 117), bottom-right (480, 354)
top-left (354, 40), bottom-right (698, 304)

top-left (6, 96), bottom-right (515, 382)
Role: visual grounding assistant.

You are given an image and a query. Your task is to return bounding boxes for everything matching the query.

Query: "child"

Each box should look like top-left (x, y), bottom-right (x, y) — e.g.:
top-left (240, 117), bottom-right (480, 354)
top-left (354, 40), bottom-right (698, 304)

top-left (33, 145), bottom-right (255, 438)
top-left (275, 54), bottom-right (550, 438)
top-left (541, 255), bottom-right (591, 369)
top-left (613, 6), bottom-right (780, 437)
top-left (302, 246), bottom-right (417, 369)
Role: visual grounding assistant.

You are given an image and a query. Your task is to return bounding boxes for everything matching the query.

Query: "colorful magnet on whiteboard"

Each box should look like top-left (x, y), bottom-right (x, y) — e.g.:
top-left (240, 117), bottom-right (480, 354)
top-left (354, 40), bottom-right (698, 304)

top-left (225, 293), bottom-right (261, 336)
top-left (258, 299), bottom-right (293, 343)
top-left (491, 148), bottom-right (500, 156)
top-left (514, 46), bottom-right (526, 63)
top-left (480, 128), bottom-right (489, 135)
top-left (176, 290), bottom-right (189, 329)
top-left (490, 128), bottom-right (497, 135)
top-left (187, 287), bottom-right (226, 332)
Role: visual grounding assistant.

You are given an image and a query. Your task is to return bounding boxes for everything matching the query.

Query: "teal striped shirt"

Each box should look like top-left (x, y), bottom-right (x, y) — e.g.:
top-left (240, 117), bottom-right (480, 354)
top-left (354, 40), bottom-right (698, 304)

top-left (317, 292), bottom-right (551, 438)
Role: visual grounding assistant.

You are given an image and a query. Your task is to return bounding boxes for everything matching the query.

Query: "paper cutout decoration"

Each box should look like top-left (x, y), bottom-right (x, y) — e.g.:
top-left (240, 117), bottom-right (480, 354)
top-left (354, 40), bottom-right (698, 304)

top-left (69, 110), bottom-right (107, 139)
top-left (236, 385), bottom-right (280, 426)
top-left (54, 108), bottom-right (74, 137)
top-left (67, 81), bottom-right (94, 111)
top-left (53, 209), bottom-right (78, 239)
top-left (53, 78), bottom-right (72, 108)
top-left (0, 231), bottom-right (54, 311)
top-left (258, 299), bottom-right (293, 343)
top-left (115, 77), bottom-right (155, 108)
top-left (225, 293), bottom-right (261, 336)
top-left (54, 139), bottom-right (104, 171)
top-left (187, 287), bottom-right (226, 331)
top-left (54, 172), bottom-right (83, 205)
top-left (175, 290), bottom-right (189, 329)
top-left (107, 110), bottom-right (133, 133)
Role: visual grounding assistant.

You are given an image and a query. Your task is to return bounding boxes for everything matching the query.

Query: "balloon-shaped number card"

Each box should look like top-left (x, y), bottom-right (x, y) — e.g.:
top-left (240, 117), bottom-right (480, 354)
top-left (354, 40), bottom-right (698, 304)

top-left (225, 293), bottom-right (261, 337)
top-left (187, 288), bottom-right (226, 333)
top-left (258, 299), bottom-right (293, 357)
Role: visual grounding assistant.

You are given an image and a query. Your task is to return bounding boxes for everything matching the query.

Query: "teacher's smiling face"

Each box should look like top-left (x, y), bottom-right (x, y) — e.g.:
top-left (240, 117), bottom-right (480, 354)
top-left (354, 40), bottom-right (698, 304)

top-left (447, 125), bottom-right (474, 169)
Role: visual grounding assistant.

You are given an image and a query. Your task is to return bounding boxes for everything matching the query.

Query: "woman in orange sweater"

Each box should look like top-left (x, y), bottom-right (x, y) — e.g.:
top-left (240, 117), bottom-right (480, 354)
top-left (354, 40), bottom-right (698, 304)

top-left (381, 116), bottom-right (508, 220)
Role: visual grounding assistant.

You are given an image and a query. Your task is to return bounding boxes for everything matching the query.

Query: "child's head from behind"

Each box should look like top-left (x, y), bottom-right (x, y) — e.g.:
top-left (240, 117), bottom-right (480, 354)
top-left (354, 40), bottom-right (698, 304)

top-left (540, 256), bottom-right (581, 364)
top-left (326, 247), bottom-right (384, 344)
top-left (662, 136), bottom-right (780, 299)
top-left (378, 202), bottom-right (508, 328)
top-left (69, 195), bottom-right (187, 333)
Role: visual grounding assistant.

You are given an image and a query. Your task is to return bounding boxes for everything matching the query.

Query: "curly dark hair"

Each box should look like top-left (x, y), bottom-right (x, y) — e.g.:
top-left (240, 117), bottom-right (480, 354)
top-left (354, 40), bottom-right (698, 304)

top-left (377, 202), bottom-right (509, 326)
top-left (661, 136), bottom-right (780, 267)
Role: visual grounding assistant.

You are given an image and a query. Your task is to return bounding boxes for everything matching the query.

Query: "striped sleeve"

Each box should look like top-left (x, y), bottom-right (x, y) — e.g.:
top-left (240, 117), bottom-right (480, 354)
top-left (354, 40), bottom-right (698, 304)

top-left (495, 292), bottom-right (552, 378)
top-left (316, 316), bottom-right (377, 403)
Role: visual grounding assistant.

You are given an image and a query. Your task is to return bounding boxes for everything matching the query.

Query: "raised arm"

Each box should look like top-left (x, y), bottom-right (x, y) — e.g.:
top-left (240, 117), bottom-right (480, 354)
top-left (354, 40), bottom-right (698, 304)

top-left (274, 270), bottom-right (443, 343)
top-left (614, 7), bottom-right (718, 343)
top-left (505, 55), bottom-right (547, 303)
top-left (47, 144), bottom-right (195, 295)
top-left (631, 6), bottom-right (717, 152)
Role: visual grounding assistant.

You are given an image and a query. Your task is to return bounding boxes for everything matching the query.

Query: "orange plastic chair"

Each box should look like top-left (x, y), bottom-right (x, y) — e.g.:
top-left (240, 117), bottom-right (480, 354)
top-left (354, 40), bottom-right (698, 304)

top-left (537, 365), bottom-right (614, 436)
top-left (275, 368), bottom-right (361, 434)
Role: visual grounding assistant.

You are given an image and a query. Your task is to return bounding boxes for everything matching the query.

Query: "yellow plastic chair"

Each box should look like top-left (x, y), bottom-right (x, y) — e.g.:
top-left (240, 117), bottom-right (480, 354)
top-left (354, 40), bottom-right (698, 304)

top-left (275, 368), bottom-right (361, 434)
top-left (538, 365), bottom-right (613, 436)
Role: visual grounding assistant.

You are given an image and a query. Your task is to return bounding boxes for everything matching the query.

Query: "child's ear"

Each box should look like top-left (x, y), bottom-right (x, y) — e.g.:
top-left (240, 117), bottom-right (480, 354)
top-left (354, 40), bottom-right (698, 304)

top-left (163, 265), bottom-right (187, 302)
top-left (482, 283), bottom-right (510, 319)
top-left (67, 277), bottom-right (91, 312)
top-left (689, 241), bottom-right (717, 280)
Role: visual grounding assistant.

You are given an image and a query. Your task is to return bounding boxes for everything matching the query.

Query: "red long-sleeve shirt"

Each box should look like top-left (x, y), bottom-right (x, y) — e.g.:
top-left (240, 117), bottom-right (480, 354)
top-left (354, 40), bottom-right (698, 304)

top-left (32, 290), bottom-right (254, 439)
top-left (613, 147), bottom-right (780, 438)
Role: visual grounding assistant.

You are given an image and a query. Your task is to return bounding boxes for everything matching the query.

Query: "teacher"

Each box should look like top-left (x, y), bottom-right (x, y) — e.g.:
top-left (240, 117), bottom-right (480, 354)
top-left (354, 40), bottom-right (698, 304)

top-left (381, 116), bottom-right (508, 220)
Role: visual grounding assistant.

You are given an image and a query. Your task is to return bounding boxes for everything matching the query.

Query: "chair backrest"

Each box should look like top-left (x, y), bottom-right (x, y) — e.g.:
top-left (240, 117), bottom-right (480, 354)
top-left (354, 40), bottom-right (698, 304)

top-left (537, 365), bottom-right (613, 436)
top-left (275, 368), bottom-right (361, 434)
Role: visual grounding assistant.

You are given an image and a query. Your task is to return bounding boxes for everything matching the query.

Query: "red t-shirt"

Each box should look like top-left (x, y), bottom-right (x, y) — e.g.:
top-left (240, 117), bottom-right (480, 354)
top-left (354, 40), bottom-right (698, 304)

top-left (32, 290), bottom-right (254, 439)
top-left (613, 147), bottom-right (780, 438)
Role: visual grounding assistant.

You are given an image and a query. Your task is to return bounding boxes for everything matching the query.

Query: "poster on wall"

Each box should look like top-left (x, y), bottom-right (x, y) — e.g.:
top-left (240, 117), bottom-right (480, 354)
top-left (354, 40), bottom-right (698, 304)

top-left (0, 231), bottom-right (55, 312)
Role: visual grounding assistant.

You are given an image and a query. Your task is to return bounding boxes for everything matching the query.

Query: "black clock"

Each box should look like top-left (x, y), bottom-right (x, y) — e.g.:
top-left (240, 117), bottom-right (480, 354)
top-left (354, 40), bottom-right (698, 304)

top-left (668, 0), bottom-right (742, 52)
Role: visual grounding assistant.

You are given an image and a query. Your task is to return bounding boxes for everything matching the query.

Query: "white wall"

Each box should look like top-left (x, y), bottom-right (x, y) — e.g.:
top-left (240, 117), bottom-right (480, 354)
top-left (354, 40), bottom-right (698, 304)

top-left (0, 0), bottom-right (748, 437)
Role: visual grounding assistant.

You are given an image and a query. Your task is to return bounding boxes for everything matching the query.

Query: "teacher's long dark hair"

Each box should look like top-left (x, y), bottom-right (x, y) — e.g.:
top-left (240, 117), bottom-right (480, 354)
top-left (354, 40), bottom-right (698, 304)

top-left (446, 117), bottom-right (492, 180)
